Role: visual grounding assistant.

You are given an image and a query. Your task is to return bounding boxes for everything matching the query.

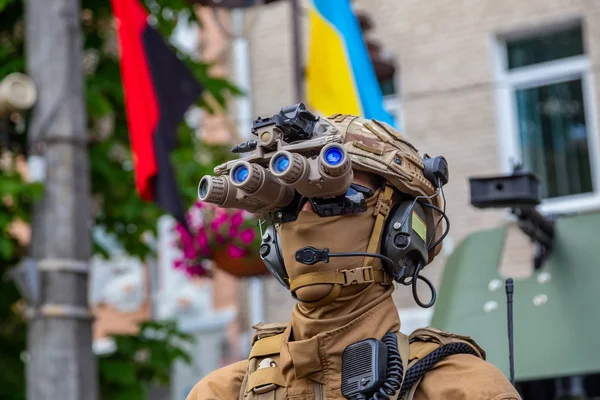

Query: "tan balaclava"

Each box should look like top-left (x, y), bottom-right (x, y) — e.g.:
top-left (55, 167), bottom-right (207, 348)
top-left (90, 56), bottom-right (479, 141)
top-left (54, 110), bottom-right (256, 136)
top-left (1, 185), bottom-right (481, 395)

top-left (277, 185), bottom-right (398, 336)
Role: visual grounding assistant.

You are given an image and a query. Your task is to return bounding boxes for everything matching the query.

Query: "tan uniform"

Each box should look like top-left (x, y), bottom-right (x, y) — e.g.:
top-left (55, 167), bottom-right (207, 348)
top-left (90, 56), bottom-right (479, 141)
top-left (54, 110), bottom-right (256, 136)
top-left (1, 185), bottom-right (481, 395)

top-left (186, 291), bottom-right (520, 400)
top-left (189, 112), bottom-right (520, 400)
top-left (187, 354), bottom-right (518, 400)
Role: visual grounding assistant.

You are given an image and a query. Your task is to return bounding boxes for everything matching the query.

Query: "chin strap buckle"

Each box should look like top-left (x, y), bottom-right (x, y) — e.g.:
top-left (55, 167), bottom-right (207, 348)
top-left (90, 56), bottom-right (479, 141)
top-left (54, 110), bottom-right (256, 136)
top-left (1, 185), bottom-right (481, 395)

top-left (289, 267), bottom-right (393, 293)
top-left (342, 266), bottom-right (393, 286)
top-left (342, 267), bottom-right (375, 286)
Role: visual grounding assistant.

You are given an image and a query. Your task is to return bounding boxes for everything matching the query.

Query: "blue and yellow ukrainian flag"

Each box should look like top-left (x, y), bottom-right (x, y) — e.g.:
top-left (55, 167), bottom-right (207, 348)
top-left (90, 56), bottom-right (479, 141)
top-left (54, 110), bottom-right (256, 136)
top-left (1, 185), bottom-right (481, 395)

top-left (305, 0), bottom-right (396, 127)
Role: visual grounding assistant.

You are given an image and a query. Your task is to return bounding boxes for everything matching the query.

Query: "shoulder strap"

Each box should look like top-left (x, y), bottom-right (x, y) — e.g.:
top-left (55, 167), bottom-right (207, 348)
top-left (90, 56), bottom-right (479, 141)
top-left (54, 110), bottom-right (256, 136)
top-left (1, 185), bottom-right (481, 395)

top-left (250, 322), bottom-right (289, 344)
top-left (398, 327), bottom-right (486, 400)
top-left (239, 322), bottom-right (289, 400)
top-left (408, 327), bottom-right (486, 359)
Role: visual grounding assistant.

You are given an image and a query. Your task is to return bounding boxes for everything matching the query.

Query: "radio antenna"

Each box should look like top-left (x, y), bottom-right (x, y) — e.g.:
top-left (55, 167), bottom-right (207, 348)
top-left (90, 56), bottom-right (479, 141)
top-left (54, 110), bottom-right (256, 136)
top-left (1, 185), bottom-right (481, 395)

top-left (505, 278), bottom-right (515, 386)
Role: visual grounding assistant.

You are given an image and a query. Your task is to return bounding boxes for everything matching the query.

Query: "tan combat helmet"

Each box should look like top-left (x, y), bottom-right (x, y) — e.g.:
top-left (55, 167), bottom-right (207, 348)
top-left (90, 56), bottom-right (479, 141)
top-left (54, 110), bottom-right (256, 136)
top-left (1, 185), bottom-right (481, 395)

top-left (198, 104), bottom-right (448, 266)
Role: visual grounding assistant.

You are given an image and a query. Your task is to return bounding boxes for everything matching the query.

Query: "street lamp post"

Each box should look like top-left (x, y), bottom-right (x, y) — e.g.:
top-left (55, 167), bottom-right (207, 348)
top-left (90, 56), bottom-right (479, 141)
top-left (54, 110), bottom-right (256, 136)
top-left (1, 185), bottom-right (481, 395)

top-left (24, 0), bottom-right (98, 398)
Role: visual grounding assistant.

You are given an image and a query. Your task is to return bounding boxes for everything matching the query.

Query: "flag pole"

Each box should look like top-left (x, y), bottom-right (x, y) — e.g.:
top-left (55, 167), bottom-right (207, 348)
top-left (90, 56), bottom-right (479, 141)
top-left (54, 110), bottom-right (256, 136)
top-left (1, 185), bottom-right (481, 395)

top-left (290, 0), bottom-right (303, 103)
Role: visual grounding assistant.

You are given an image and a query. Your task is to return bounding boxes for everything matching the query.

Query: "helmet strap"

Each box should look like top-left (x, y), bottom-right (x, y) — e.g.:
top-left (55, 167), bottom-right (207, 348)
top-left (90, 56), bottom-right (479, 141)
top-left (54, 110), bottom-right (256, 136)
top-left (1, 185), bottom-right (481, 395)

top-left (363, 184), bottom-right (395, 268)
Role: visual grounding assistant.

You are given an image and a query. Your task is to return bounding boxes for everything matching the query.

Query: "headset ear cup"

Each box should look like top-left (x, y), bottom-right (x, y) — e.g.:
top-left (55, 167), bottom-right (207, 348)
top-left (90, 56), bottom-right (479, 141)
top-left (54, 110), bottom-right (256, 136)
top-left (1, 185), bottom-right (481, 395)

top-left (259, 224), bottom-right (289, 288)
top-left (381, 200), bottom-right (430, 280)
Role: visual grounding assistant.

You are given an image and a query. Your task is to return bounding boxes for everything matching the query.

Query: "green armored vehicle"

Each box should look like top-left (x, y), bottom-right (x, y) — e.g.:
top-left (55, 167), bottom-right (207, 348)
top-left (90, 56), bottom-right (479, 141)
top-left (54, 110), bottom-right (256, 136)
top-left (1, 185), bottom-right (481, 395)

top-left (431, 167), bottom-right (600, 399)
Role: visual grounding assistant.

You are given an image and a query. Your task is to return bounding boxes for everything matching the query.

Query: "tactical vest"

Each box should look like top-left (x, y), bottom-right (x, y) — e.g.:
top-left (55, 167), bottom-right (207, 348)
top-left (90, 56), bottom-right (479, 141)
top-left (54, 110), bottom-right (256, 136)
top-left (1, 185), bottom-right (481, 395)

top-left (239, 323), bottom-right (485, 400)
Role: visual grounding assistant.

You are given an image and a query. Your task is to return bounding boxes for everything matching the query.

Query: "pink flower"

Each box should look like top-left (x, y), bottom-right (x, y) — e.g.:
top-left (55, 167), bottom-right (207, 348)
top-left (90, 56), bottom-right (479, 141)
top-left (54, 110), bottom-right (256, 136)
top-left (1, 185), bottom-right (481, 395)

top-left (226, 244), bottom-right (246, 258)
top-left (230, 211), bottom-right (244, 228)
top-left (181, 237), bottom-right (193, 250)
top-left (185, 263), bottom-right (206, 277)
top-left (229, 225), bottom-right (239, 238)
top-left (239, 228), bottom-right (256, 245)
top-left (210, 213), bottom-right (228, 232)
top-left (194, 201), bottom-right (204, 210)
top-left (176, 224), bottom-right (193, 244)
top-left (183, 246), bottom-right (198, 259)
top-left (195, 229), bottom-right (211, 256)
top-left (196, 228), bottom-right (208, 248)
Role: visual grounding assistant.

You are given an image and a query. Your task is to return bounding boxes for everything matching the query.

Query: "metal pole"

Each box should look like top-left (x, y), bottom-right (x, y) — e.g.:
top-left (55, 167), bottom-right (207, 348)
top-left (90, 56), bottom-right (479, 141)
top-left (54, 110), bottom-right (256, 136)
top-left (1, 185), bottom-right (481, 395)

top-left (505, 278), bottom-right (515, 387)
top-left (25, 0), bottom-right (98, 398)
top-left (231, 7), bottom-right (265, 351)
top-left (290, 0), bottom-right (303, 103)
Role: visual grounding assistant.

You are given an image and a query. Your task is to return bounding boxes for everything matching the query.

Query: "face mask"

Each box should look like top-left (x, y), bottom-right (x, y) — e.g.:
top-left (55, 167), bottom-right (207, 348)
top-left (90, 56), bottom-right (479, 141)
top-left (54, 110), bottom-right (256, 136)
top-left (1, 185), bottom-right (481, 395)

top-left (278, 190), bottom-right (381, 305)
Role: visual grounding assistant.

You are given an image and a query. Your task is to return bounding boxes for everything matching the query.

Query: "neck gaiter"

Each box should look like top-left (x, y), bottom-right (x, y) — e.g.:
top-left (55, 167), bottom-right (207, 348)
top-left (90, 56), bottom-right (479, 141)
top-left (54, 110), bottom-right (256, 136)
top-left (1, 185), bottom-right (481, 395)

top-left (278, 190), bottom-right (394, 339)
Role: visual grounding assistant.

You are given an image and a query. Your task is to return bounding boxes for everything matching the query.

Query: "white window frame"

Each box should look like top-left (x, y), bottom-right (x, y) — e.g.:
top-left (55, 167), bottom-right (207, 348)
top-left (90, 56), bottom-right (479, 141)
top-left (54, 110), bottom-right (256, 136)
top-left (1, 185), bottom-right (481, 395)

top-left (491, 21), bottom-right (600, 215)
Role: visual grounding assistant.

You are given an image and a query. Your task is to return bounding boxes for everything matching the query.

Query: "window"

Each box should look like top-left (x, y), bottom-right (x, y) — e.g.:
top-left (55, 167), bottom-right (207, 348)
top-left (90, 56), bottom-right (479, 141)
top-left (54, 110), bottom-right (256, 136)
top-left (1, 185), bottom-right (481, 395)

top-left (506, 25), bottom-right (584, 69)
top-left (494, 21), bottom-right (600, 213)
top-left (379, 74), bottom-right (397, 97)
top-left (378, 73), bottom-right (403, 132)
top-left (383, 94), bottom-right (402, 133)
top-left (515, 79), bottom-right (592, 199)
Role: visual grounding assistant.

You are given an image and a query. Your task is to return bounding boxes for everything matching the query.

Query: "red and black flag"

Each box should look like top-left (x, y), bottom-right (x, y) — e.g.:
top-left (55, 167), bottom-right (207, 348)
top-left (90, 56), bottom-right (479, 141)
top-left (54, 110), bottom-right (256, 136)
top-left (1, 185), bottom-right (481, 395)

top-left (110, 0), bottom-right (202, 225)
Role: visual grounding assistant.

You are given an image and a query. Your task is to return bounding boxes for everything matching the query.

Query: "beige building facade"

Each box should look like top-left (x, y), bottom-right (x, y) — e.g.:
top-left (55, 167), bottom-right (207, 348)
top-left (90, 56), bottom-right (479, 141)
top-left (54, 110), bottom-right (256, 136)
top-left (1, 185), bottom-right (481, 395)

top-left (221, 0), bottom-right (600, 324)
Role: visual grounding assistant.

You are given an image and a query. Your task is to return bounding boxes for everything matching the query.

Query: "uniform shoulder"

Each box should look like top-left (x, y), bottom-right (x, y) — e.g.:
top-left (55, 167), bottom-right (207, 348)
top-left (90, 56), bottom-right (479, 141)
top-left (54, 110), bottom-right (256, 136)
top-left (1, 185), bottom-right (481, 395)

top-left (185, 359), bottom-right (249, 400)
top-left (416, 354), bottom-right (521, 400)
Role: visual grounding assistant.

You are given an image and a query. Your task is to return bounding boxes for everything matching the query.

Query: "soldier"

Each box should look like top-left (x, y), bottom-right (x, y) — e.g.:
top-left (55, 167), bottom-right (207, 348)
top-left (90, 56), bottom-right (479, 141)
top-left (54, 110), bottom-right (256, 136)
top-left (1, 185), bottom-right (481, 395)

top-left (187, 105), bottom-right (521, 400)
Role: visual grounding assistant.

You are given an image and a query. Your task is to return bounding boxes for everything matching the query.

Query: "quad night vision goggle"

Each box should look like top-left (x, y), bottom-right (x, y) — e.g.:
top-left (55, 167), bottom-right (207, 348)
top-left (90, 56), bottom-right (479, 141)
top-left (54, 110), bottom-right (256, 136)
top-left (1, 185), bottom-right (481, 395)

top-left (198, 104), bottom-right (370, 221)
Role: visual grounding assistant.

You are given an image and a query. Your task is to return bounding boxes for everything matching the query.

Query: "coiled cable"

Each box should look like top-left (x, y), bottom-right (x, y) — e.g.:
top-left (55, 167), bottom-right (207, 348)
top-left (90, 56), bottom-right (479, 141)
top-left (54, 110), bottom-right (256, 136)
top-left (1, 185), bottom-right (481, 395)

top-left (371, 332), bottom-right (403, 400)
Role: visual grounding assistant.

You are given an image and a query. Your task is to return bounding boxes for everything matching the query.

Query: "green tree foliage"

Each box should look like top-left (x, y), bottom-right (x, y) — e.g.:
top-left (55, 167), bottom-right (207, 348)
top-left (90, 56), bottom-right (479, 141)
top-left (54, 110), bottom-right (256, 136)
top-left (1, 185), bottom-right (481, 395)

top-left (0, 0), bottom-right (241, 398)
top-left (0, 170), bottom-right (41, 400)
top-left (1, 4), bottom-right (44, 399)
top-left (98, 320), bottom-right (195, 400)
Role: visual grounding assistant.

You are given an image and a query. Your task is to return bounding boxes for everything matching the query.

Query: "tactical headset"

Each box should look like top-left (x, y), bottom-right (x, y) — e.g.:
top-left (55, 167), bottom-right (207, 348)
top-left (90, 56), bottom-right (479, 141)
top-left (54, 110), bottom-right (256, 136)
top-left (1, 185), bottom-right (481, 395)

top-left (259, 154), bottom-right (449, 308)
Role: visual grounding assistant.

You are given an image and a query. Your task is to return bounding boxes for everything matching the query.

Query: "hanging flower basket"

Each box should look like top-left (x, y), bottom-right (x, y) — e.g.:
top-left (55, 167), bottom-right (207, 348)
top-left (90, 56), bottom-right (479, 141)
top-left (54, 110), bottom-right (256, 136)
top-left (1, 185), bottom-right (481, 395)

top-left (173, 200), bottom-right (269, 278)
top-left (212, 247), bottom-right (269, 277)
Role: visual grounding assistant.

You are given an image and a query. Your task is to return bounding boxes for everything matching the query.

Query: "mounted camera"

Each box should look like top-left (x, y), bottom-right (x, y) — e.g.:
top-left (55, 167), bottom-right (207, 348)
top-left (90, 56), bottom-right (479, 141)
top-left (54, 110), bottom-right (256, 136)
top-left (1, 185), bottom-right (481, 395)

top-left (469, 164), bottom-right (555, 269)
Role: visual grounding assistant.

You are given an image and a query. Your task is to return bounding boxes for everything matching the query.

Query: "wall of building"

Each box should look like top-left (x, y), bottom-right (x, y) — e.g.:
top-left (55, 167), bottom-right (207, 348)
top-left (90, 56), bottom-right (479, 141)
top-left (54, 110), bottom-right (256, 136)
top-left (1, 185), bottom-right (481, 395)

top-left (237, 0), bottom-right (600, 322)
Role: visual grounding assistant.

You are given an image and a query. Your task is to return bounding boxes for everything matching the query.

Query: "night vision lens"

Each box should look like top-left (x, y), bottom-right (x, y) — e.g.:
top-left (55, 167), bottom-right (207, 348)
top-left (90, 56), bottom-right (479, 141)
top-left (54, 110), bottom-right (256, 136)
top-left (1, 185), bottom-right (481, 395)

top-left (232, 164), bottom-right (250, 184)
top-left (198, 177), bottom-right (209, 198)
top-left (324, 146), bottom-right (344, 166)
top-left (273, 154), bottom-right (291, 174)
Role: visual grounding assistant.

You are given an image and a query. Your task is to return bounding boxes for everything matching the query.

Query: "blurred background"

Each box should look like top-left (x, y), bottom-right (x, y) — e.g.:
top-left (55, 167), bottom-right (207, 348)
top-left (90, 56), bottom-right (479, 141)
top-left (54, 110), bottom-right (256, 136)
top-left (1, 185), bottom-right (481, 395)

top-left (1, 0), bottom-right (599, 399)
